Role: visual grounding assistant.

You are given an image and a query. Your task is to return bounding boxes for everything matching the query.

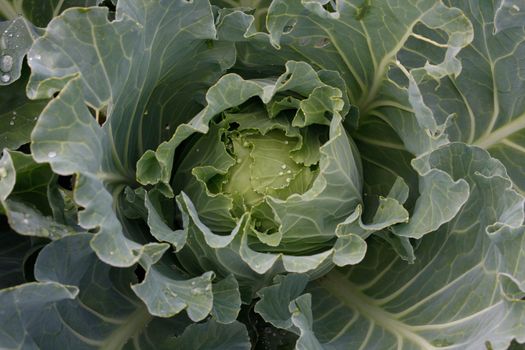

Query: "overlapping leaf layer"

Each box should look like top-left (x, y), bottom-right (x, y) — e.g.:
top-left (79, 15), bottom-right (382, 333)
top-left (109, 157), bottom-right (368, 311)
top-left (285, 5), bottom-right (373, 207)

top-left (0, 0), bottom-right (524, 349)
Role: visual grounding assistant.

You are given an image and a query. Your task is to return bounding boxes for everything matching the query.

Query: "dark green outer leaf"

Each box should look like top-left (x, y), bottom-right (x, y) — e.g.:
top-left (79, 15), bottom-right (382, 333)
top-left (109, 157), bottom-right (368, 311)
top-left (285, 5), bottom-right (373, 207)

top-left (0, 150), bottom-right (81, 239)
top-left (0, 234), bottom-right (190, 349)
top-left (131, 250), bottom-right (216, 322)
top-left (288, 144), bottom-right (525, 350)
top-left (164, 319), bottom-right (251, 350)
top-left (21, 0), bottom-right (103, 27)
top-left (0, 0), bottom-right (103, 26)
top-left (402, 1), bottom-right (525, 194)
top-left (0, 222), bottom-right (33, 288)
top-left (0, 16), bottom-right (40, 85)
top-left (211, 274), bottom-right (242, 324)
top-left (255, 274), bottom-right (309, 330)
top-left (26, 0), bottom-right (237, 266)
top-left (0, 281), bottom-right (79, 350)
top-left (0, 66), bottom-right (47, 150)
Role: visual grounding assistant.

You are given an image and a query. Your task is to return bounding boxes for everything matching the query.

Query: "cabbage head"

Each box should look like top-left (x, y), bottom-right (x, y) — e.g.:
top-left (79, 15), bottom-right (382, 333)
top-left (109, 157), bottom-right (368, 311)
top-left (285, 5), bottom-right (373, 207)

top-left (0, 0), bottom-right (525, 349)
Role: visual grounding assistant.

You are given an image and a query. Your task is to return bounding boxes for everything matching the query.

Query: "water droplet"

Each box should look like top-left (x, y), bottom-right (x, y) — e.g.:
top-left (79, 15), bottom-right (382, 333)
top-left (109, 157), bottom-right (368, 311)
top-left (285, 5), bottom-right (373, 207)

top-left (9, 120), bottom-right (14, 125)
top-left (1, 74), bottom-right (10, 83)
top-left (165, 125), bottom-right (170, 130)
top-left (12, 111), bottom-right (16, 116)
top-left (35, 54), bottom-right (41, 60)
top-left (191, 288), bottom-right (202, 295)
top-left (254, 264), bottom-right (261, 269)
top-left (237, 158), bottom-right (242, 164)
top-left (1, 55), bottom-right (13, 72)
top-left (286, 178), bottom-right (291, 183)
top-left (314, 37), bottom-right (330, 48)
top-left (205, 285), bottom-right (211, 291)
top-left (143, 110), bottom-right (149, 116)
top-left (191, 281), bottom-right (196, 286)
top-left (281, 164), bottom-right (286, 169)
top-left (109, 251), bottom-right (114, 255)
top-left (0, 167), bottom-right (7, 178)
top-left (23, 218), bottom-right (29, 224)
top-left (284, 140), bottom-right (289, 144)
top-left (195, 148), bottom-right (200, 153)
top-left (283, 20), bottom-right (296, 34)
top-left (243, 141), bottom-right (250, 147)
top-left (286, 170), bottom-right (291, 174)
top-left (48, 151), bottom-right (57, 158)
top-left (512, 4), bottom-right (520, 12)
top-left (278, 171), bottom-right (284, 176)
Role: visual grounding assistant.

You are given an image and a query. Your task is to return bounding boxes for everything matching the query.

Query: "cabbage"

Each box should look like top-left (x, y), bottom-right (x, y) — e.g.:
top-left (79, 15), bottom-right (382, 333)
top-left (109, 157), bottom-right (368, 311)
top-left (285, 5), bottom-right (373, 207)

top-left (0, 0), bottom-right (524, 349)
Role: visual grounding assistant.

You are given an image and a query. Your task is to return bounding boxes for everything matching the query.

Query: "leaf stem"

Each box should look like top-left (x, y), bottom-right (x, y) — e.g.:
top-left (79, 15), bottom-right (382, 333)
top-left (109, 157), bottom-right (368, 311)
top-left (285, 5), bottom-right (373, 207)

top-left (0, 0), bottom-right (18, 19)
top-left (53, 0), bottom-right (65, 18)
top-left (99, 306), bottom-right (152, 350)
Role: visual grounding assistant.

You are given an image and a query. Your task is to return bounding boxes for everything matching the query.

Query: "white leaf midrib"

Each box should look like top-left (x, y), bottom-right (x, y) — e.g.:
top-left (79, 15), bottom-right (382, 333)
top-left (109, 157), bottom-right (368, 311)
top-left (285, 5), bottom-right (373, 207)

top-left (474, 112), bottom-right (525, 149)
top-left (319, 270), bottom-right (437, 350)
top-left (99, 306), bottom-right (152, 350)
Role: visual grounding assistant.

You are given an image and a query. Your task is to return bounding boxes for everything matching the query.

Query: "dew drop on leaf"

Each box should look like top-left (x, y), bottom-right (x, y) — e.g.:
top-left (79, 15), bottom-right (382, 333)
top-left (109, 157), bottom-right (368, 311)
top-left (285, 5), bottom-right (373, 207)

top-left (314, 37), bottom-right (330, 48)
top-left (48, 151), bottom-right (57, 158)
top-left (1, 73), bottom-right (10, 83)
top-left (283, 19), bottom-right (296, 34)
top-left (0, 55), bottom-right (13, 72)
